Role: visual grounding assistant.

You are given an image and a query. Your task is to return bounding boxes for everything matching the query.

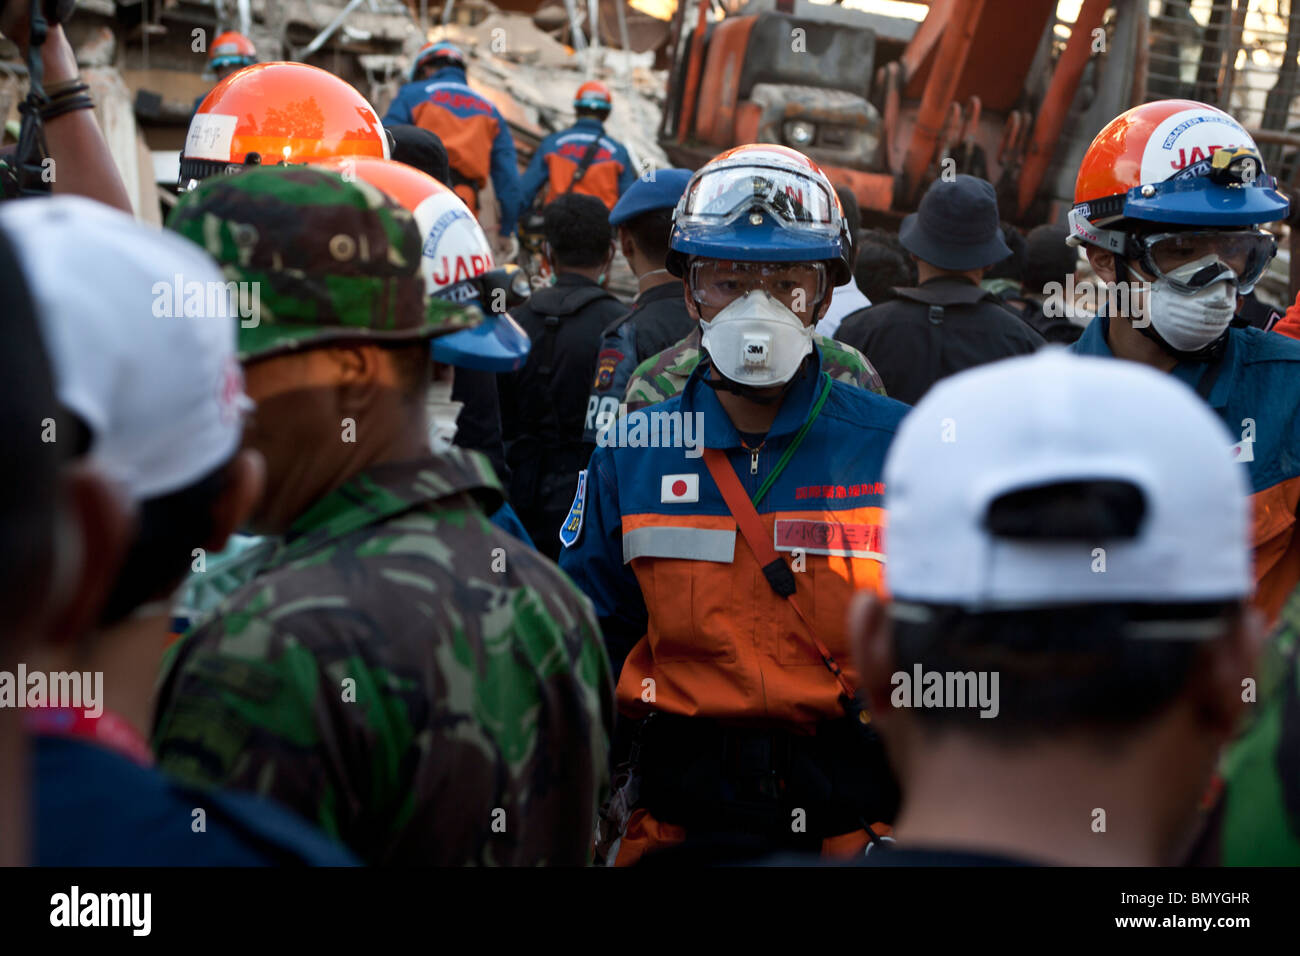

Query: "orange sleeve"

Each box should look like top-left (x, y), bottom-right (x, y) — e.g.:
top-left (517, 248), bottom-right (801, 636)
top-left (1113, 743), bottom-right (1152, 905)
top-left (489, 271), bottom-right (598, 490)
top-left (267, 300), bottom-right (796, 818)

top-left (1271, 290), bottom-right (1300, 340)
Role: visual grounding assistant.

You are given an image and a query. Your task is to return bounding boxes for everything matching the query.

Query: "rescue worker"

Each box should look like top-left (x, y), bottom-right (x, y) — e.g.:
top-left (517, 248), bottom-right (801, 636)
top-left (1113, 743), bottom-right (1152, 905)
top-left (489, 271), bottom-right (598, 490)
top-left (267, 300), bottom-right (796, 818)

top-left (834, 175), bottom-right (1044, 406)
top-left (583, 169), bottom-right (696, 446)
top-left (192, 30), bottom-right (256, 116)
top-left (559, 144), bottom-right (910, 864)
top-left (2, 197), bottom-right (356, 865)
top-left (152, 167), bottom-right (614, 865)
top-left (499, 193), bottom-right (629, 558)
top-left (179, 61), bottom-right (388, 191)
top-left (382, 41), bottom-right (523, 260)
top-left (519, 80), bottom-right (635, 213)
top-left (1066, 98), bottom-right (1300, 624)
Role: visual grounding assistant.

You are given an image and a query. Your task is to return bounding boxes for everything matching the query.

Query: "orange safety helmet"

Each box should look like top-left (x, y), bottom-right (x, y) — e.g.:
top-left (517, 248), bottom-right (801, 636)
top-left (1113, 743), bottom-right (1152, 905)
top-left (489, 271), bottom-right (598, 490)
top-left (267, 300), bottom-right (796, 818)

top-left (207, 31), bottom-right (256, 70)
top-left (180, 62), bottom-right (388, 190)
top-left (312, 156), bottom-right (531, 371)
top-left (574, 80), bottom-right (613, 114)
top-left (1069, 99), bottom-right (1288, 255)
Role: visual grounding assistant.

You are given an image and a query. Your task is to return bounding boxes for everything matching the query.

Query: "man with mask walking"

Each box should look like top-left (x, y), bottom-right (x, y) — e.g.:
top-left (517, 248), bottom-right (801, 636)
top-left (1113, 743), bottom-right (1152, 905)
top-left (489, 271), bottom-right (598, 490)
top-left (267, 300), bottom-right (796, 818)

top-left (560, 145), bottom-right (909, 865)
top-left (1067, 99), bottom-right (1300, 624)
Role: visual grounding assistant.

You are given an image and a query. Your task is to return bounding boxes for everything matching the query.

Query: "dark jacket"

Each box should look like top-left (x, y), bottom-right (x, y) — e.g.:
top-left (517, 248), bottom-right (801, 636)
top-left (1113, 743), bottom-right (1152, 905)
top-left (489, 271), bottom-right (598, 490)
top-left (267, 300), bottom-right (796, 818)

top-left (582, 279), bottom-right (695, 442)
top-left (499, 273), bottom-right (629, 557)
top-left (1003, 295), bottom-right (1084, 345)
top-left (835, 276), bottom-right (1044, 405)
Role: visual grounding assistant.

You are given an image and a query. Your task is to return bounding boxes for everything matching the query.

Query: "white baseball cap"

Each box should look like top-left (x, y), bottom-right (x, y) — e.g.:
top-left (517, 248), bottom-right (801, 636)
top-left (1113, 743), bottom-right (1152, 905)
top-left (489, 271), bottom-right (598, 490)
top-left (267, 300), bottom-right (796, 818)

top-left (0, 196), bottom-right (248, 500)
top-left (884, 348), bottom-right (1251, 611)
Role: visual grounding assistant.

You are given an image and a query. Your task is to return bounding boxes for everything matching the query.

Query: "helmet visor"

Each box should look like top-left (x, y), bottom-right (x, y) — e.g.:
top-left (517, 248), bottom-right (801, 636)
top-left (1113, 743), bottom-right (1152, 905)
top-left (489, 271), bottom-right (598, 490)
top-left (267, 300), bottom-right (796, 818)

top-left (679, 164), bottom-right (838, 233)
top-left (689, 258), bottom-right (827, 316)
top-left (1140, 229), bottom-right (1276, 293)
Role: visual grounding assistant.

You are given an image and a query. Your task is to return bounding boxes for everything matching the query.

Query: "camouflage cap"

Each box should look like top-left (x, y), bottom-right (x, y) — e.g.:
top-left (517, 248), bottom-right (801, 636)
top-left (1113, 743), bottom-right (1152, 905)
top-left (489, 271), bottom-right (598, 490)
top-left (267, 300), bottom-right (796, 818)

top-left (166, 166), bottom-right (482, 362)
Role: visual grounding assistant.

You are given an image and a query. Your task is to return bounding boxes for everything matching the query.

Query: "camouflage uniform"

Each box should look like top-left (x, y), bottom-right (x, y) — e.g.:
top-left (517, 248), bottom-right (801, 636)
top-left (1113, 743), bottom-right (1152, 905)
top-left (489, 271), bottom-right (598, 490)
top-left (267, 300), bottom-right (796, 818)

top-left (1215, 583), bottom-right (1300, 864)
top-left (153, 168), bottom-right (615, 865)
top-left (623, 326), bottom-right (888, 412)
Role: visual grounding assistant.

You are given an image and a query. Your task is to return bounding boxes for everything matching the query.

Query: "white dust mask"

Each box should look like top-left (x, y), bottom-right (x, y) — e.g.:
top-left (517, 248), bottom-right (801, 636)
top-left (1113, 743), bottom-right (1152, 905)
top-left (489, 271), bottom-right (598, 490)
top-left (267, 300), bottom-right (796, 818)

top-left (1145, 256), bottom-right (1238, 352)
top-left (699, 290), bottom-right (814, 388)
top-left (425, 376), bottom-right (464, 453)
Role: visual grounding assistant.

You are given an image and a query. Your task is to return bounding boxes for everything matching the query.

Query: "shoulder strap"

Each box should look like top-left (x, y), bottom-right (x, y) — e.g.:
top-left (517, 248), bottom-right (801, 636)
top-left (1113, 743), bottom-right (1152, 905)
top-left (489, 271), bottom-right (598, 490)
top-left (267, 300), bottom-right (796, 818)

top-left (701, 444), bottom-right (858, 703)
top-left (565, 135), bottom-right (604, 193)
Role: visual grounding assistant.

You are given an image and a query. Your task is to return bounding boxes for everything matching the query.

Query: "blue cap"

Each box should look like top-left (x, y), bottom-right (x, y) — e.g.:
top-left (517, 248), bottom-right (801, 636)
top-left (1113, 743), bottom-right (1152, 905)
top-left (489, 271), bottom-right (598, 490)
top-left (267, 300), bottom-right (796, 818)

top-left (609, 168), bottom-right (694, 227)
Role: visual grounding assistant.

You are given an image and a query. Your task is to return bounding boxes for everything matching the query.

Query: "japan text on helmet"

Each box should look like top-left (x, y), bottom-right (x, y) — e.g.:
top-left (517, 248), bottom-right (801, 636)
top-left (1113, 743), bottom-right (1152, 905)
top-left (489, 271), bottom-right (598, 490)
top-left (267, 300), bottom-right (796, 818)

top-left (1068, 99), bottom-right (1288, 293)
top-left (314, 156), bottom-right (531, 372)
top-left (574, 81), bottom-right (612, 116)
top-left (666, 143), bottom-right (852, 289)
top-left (180, 63), bottom-right (388, 191)
top-left (207, 31), bottom-right (256, 71)
top-left (410, 41), bottom-right (467, 82)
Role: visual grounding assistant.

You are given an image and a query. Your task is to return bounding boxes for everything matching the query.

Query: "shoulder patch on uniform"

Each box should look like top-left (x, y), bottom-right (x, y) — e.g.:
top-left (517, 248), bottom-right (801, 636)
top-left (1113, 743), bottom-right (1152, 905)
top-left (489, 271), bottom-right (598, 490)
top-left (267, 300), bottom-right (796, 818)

top-left (559, 469), bottom-right (588, 549)
top-left (594, 348), bottom-right (624, 391)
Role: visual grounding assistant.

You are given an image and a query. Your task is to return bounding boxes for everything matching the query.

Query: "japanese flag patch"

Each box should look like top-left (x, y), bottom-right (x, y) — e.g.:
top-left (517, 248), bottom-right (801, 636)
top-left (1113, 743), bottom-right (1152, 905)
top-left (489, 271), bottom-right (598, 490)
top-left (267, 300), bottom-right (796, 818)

top-left (661, 474), bottom-right (699, 504)
top-left (559, 469), bottom-right (588, 549)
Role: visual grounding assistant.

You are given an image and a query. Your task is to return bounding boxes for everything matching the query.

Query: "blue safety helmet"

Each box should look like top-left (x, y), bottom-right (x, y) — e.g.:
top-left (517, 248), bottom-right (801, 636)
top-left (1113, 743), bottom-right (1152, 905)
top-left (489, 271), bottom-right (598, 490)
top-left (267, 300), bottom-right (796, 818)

top-left (666, 143), bottom-right (852, 285)
top-left (429, 264), bottom-right (533, 372)
top-left (410, 41), bottom-right (466, 82)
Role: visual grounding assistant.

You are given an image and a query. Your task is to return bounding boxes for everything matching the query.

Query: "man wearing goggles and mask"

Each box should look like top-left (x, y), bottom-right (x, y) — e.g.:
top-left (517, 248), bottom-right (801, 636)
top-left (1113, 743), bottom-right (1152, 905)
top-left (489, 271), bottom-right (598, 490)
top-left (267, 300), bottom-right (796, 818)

top-left (560, 144), bottom-right (910, 865)
top-left (1069, 100), bottom-right (1300, 624)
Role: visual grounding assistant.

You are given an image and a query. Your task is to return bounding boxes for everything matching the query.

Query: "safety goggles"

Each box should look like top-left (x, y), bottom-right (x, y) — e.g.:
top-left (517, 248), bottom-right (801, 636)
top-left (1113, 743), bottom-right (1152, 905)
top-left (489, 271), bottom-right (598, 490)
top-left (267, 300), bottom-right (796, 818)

top-left (688, 258), bottom-right (828, 314)
top-left (1136, 229), bottom-right (1276, 294)
top-left (678, 163), bottom-right (839, 233)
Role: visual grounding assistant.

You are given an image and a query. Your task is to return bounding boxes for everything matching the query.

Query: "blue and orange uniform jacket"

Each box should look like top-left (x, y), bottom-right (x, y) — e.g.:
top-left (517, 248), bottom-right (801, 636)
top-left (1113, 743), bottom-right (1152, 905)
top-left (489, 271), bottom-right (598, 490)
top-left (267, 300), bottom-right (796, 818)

top-left (559, 348), bottom-right (909, 729)
top-left (383, 66), bottom-right (523, 233)
top-left (519, 117), bottom-right (635, 213)
top-left (1073, 315), bottom-right (1300, 624)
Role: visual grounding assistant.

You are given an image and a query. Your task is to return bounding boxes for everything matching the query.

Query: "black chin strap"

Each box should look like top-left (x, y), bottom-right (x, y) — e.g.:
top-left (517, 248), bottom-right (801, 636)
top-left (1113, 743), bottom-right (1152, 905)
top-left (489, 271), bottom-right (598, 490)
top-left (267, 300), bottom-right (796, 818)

top-left (1116, 256), bottom-right (1229, 364)
top-left (701, 354), bottom-right (812, 405)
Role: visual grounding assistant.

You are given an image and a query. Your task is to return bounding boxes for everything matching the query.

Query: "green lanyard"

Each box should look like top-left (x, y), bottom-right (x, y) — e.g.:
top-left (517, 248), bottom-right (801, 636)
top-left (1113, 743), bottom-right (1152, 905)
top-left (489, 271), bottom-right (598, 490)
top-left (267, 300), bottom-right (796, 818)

top-left (751, 371), bottom-right (833, 508)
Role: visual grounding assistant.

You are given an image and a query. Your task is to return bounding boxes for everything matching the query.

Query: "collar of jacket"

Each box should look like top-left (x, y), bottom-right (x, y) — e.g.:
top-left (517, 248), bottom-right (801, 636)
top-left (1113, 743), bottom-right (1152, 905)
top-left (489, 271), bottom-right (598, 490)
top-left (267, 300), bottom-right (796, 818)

top-left (681, 341), bottom-right (826, 449)
top-left (572, 117), bottom-right (605, 132)
top-left (1071, 314), bottom-right (1238, 410)
top-left (430, 66), bottom-right (469, 84)
top-left (893, 276), bottom-right (999, 308)
top-left (271, 450), bottom-right (504, 569)
top-left (529, 272), bottom-right (611, 315)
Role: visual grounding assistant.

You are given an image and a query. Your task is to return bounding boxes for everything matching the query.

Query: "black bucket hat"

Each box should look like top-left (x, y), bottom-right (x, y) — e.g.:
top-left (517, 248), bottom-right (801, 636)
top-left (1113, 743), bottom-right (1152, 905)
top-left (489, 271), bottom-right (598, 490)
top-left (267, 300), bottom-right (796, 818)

top-left (899, 174), bottom-right (1012, 271)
